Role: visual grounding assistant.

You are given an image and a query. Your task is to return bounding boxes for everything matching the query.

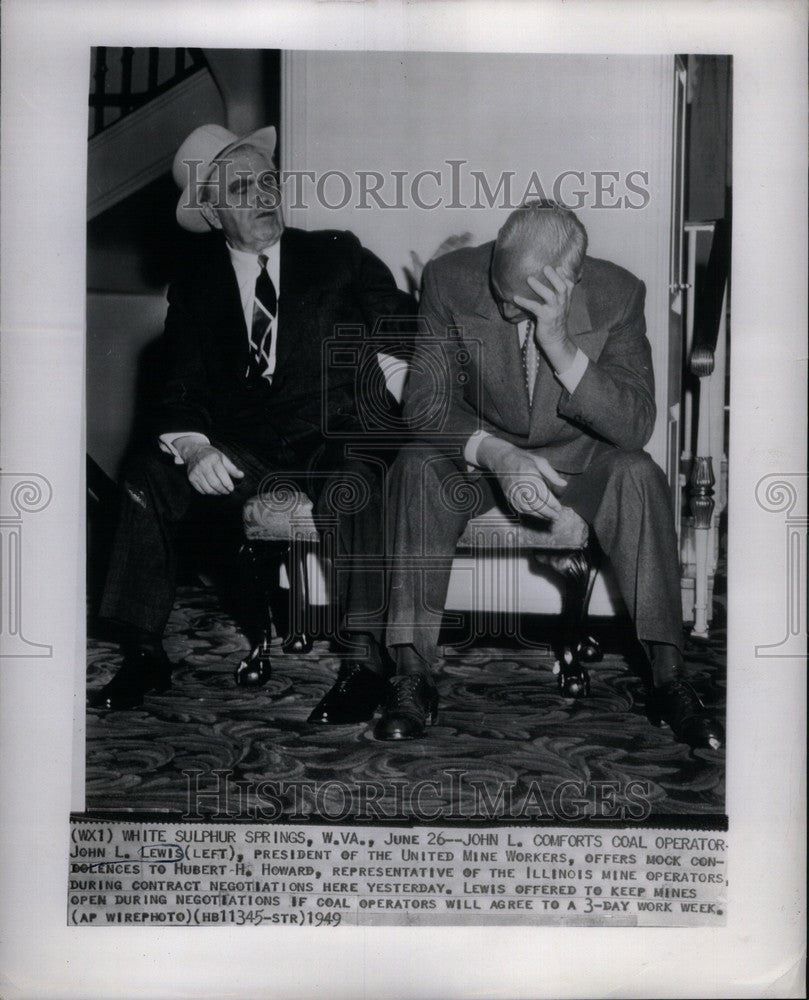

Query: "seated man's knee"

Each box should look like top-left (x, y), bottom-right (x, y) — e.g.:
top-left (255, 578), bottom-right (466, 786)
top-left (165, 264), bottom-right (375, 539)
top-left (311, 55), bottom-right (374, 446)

top-left (608, 450), bottom-right (667, 491)
top-left (390, 444), bottom-right (462, 486)
top-left (321, 459), bottom-right (384, 517)
top-left (117, 448), bottom-right (199, 522)
top-left (122, 448), bottom-right (182, 492)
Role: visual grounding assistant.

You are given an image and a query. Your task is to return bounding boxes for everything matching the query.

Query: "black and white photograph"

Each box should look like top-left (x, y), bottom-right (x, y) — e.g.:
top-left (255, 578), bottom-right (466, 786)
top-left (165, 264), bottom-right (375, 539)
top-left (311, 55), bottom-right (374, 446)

top-left (84, 48), bottom-right (730, 826)
top-left (0, 0), bottom-right (805, 996)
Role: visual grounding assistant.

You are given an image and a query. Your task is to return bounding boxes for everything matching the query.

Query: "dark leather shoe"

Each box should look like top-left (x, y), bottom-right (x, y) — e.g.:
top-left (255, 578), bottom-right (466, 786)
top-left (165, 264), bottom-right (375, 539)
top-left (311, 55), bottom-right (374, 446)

top-left (235, 640), bottom-right (272, 688)
top-left (88, 648), bottom-right (172, 710)
top-left (649, 677), bottom-right (724, 750)
top-left (373, 673), bottom-right (439, 741)
top-left (307, 661), bottom-right (388, 724)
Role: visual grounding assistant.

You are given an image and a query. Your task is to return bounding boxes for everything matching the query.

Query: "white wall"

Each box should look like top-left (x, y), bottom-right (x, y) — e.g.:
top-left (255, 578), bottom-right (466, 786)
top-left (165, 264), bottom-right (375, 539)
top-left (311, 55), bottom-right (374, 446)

top-left (281, 50), bottom-right (675, 469)
top-left (281, 51), bottom-right (677, 617)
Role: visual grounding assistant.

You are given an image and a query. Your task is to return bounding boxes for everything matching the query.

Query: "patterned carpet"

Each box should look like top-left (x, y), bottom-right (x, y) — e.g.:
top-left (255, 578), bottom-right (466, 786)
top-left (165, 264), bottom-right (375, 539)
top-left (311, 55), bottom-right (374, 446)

top-left (85, 586), bottom-right (726, 826)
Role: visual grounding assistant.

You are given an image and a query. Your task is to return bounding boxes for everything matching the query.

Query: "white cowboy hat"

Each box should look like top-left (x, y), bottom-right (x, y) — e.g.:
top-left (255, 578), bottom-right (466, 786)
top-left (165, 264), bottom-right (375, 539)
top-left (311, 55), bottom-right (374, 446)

top-left (172, 123), bottom-right (278, 233)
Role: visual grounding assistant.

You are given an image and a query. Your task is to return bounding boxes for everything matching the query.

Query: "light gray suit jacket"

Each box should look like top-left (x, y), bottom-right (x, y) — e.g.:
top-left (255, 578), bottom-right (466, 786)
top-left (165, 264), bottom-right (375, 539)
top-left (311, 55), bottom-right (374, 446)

top-left (405, 241), bottom-right (656, 474)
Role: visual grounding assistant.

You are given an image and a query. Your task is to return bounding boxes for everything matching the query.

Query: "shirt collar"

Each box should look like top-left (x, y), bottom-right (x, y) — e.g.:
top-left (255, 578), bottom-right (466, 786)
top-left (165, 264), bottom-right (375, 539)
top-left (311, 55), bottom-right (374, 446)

top-left (226, 240), bottom-right (281, 293)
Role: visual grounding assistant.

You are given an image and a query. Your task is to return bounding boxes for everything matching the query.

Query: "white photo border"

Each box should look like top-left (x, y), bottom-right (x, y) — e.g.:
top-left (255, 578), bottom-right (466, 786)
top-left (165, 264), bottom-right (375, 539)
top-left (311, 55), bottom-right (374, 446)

top-left (1, 1), bottom-right (806, 997)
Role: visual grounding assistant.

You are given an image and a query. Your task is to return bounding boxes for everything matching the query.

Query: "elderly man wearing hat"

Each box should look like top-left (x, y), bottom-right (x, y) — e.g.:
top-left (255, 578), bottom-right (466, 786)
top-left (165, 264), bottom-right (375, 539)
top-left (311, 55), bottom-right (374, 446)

top-left (90, 124), bottom-right (416, 720)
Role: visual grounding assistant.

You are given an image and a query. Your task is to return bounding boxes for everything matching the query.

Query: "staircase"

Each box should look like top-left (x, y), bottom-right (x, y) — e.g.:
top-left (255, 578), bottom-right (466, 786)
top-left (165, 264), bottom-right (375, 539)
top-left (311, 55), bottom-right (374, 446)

top-left (87, 47), bottom-right (224, 220)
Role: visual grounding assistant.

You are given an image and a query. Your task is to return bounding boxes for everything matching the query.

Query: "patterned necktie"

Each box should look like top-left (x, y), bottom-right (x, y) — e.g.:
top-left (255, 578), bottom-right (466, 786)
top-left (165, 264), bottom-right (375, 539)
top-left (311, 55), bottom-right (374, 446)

top-left (248, 253), bottom-right (278, 382)
top-left (521, 318), bottom-right (539, 405)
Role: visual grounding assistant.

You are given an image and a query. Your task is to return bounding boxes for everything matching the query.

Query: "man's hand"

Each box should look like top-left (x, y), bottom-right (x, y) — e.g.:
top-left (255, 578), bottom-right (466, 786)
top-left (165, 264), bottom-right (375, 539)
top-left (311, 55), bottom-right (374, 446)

top-left (174, 437), bottom-right (245, 495)
top-left (477, 436), bottom-right (567, 520)
top-left (513, 265), bottom-right (578, 373)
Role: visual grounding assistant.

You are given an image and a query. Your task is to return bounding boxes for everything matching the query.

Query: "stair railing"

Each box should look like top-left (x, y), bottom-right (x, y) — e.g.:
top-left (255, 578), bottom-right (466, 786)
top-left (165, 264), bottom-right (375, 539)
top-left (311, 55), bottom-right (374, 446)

top-left (89, 47), bottom-right (206, 138)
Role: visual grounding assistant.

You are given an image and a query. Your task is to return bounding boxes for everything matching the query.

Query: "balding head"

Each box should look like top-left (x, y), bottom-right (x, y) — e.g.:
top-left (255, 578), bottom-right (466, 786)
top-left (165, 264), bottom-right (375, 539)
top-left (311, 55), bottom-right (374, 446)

top-left (491, 200), bottom-right (587, 321)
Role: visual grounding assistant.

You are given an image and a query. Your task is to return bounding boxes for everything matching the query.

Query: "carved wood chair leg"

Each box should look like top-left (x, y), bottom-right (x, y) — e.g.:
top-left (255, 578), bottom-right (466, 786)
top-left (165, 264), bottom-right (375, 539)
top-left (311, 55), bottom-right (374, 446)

top-left (576, 547), bottom-right (603, 664)
top-left (235, 634), bottom-right (273, 687)
top-left (235, 540), bottom-right (284, 687)
top-left (281, 534), bottom-right (314, 654)
top-left (534, 545), bottom-right (598, 698)
top-left (556, 549), bottom-right (592, 697)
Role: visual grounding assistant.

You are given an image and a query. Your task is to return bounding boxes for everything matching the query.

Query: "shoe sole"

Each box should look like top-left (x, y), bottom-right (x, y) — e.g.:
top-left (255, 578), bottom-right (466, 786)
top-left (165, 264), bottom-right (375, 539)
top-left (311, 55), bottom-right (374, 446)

top-left (87, 677), bottom-right (171, 711)
top-left (649, 711), bottom-right (723, 751)
top-left (374, 708), bottom-right (437, 740)
top-left (308, 713), bottom-right (378, 725)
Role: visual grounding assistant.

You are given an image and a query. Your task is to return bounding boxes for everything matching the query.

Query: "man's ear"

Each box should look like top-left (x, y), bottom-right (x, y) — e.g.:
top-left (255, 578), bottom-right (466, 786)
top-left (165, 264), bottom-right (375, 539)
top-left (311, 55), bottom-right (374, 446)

top-left (199, 201), bottom-right (222, 231)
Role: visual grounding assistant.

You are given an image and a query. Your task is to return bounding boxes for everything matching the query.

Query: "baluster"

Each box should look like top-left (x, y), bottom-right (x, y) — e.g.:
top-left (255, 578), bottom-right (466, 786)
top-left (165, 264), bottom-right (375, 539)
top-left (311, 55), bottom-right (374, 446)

top-left (689, 347), bottom-right (716, 638)
top-left (92, 47), bottom-right (108, 135)
top-left (120, 47), bottom-right (134, 117)
top-left (707, 286), bottom-right (728, 588)
top-left (684, 216), bottom-right (729, 638)
top-left (147, 47), bottom-right (159, 93)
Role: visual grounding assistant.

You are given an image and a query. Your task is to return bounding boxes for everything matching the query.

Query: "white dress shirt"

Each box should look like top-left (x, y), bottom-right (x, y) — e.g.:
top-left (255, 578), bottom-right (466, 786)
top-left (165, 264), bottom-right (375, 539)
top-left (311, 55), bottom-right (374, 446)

top-left (159, 240), bottom-right (282, 463)
top-left (463, 318), bottom-right (589, 467)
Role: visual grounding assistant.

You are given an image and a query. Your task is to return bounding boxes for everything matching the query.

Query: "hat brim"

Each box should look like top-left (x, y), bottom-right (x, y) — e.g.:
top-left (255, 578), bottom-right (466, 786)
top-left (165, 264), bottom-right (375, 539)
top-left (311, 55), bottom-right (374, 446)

top-left (175, 125), bottom-right (278, 233)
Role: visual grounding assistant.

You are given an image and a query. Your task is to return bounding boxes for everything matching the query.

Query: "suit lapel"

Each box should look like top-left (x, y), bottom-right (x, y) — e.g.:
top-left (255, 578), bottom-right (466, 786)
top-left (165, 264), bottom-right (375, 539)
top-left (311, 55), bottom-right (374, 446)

top-left (206, 229), bottom-right (314, 381)
top-left (452, 249), bottom-right (613, 446)
top-left (529, 281), bottom-right (593, 441)
top-left (462, 268), bottom-right (531, 433)
top-left (567, 264), bottom-right (609, 363)
top-left (274, 228), bottom-right (314, 376)
top-left (198, 239), bottom-right (250, 374)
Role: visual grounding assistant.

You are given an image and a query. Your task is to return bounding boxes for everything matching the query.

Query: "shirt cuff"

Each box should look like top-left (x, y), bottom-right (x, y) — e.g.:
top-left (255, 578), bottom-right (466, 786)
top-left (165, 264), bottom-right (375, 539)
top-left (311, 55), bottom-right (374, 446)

top-left (464, 429), bottom-right (493, 468)
top-left (554, 348), bottom-right (589, 394)
top-left (159, 431), bottom-right (211, 465)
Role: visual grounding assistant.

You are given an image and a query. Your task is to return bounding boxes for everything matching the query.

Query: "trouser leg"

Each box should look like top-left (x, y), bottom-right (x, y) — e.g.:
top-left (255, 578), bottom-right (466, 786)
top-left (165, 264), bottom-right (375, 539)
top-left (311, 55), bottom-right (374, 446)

top-left (560, 449), bottom-right (683, 654)
top-left (318, 459), bottom-right (387, 642)
top-left (296, 444), bottom-right (387, 664)
top-left (384, 445), bottom-right (491, 666)
top-left (98, 449), bottom-right (195, 637)
top-left (558, 450), bottom-right (723, 748)
top-left (98, 440), bottom-right (282, 639)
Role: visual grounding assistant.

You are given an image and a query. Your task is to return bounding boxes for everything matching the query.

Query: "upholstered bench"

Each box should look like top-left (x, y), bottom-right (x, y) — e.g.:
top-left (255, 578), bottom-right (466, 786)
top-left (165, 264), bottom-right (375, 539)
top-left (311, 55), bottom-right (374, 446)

top-left (239, 487), bottom-right (601, 697)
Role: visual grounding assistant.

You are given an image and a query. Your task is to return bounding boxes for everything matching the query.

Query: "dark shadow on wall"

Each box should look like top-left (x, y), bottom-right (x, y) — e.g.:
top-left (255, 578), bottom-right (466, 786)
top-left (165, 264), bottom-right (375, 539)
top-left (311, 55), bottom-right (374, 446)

top-left (87, 172), bottom-right (215, 293)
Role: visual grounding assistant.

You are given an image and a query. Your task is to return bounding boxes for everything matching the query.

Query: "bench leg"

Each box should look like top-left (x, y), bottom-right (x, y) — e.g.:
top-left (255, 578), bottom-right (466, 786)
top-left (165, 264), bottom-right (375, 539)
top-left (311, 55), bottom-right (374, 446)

top-left (536, 546), bottom-right (599, 698)
top-left (235, 540), bottom-right (285, 687)
top-left (569, 548), bottom-right (602, 666)
top-left (281, 534), bottom-right (314, 655)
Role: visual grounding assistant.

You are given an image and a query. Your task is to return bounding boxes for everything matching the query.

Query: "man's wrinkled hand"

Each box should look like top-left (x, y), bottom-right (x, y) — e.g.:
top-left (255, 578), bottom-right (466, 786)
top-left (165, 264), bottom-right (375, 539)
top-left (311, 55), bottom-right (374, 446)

top-left (477, 437), bottom-right (567, 520)
top-left (178, 441), bottom-right (245, 495)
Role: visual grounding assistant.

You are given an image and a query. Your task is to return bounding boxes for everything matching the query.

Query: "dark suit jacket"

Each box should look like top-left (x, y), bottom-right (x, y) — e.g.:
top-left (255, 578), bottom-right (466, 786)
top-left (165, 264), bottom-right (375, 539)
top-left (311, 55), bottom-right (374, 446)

top-left (154, 227), bottom-right (416, 458)
top-left (407, 240), bottom-right (656, 473)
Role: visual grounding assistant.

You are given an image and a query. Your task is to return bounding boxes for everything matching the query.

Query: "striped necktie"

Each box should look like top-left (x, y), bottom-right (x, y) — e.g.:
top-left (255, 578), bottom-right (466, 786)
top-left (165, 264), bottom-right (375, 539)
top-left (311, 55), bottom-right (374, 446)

top-left (521, 318), bottom-right (539, 405)
top-left (248, 253), bottom-right (277, 382)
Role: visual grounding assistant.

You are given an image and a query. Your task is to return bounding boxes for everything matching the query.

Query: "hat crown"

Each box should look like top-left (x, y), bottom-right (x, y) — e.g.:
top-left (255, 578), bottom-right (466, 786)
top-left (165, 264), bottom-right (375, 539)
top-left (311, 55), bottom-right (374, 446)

top-left (172, 124), bottom-right (237, 189)
top-left (173, 123), bottom-right (278, 233)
